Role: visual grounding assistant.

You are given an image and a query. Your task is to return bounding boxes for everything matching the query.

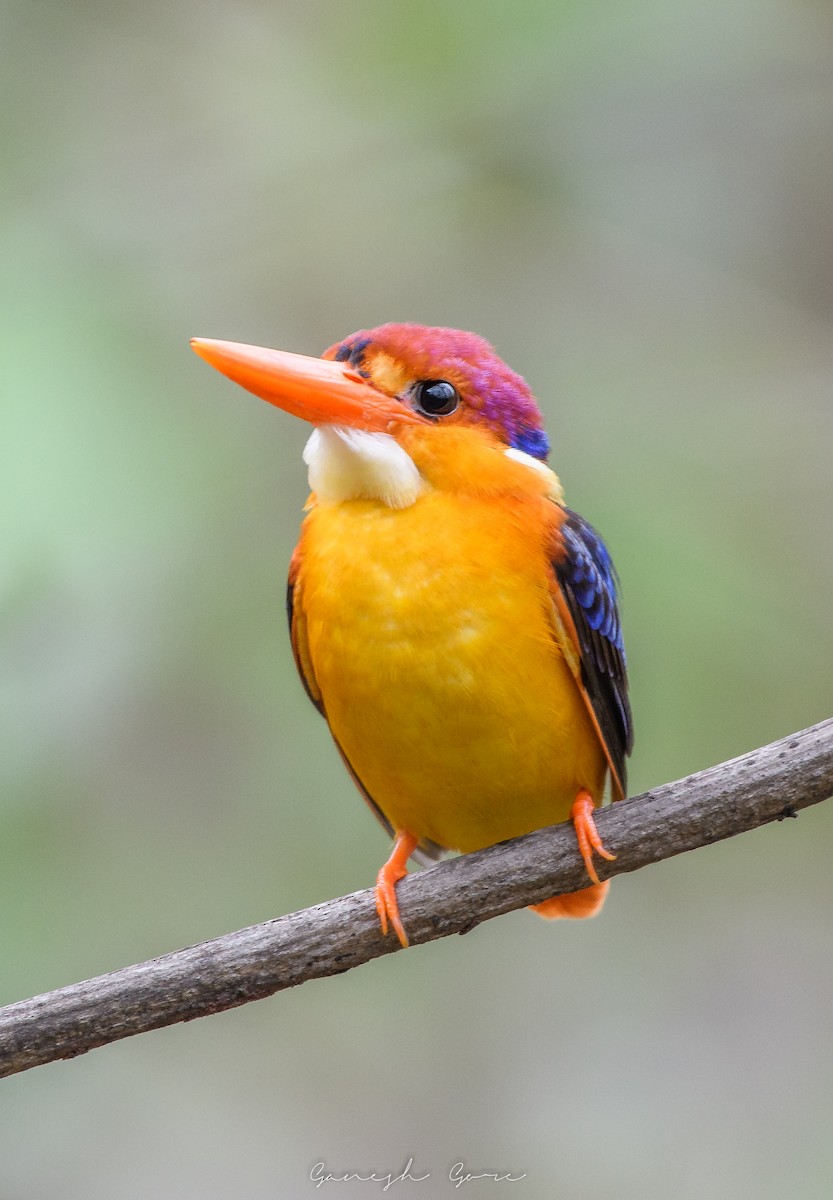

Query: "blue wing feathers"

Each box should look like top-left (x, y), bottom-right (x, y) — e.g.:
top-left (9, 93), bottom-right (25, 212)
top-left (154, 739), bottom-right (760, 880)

top-left (555, 509), bottom-right (633, 790)
top-left (560, 519), bottom-right (624, 650)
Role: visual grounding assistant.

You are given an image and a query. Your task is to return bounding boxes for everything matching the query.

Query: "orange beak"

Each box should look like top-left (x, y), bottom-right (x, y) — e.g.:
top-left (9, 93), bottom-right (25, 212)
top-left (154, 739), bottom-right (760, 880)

top-left (191, 338), bottom-right (420, 432)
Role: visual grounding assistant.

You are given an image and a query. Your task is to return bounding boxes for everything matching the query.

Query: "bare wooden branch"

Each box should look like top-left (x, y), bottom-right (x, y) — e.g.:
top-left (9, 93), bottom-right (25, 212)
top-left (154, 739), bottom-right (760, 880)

top-left (1, 719), bottom-right (831, 1078)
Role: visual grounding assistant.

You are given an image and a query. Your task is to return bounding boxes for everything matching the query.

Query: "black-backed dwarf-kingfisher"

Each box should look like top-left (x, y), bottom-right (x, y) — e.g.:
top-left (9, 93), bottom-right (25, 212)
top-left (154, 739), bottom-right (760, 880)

top-left (192, 325), bottom-right (633, 946)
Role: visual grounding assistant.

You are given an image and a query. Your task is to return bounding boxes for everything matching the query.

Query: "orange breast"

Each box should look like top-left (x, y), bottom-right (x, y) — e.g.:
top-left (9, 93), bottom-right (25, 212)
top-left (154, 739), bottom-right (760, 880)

top-left (295, 487), bottom-right (607, 853)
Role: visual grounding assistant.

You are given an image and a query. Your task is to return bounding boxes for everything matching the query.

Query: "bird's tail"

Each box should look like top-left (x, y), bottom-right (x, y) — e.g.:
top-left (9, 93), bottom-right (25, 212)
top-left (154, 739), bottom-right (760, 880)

top-left (529, 880), bottom-right (610, 920)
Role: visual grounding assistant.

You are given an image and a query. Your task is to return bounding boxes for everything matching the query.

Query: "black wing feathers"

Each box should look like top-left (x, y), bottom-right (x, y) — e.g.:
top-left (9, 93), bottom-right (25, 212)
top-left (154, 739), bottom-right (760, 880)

top-left (555, 508), bottom-right (633, 793)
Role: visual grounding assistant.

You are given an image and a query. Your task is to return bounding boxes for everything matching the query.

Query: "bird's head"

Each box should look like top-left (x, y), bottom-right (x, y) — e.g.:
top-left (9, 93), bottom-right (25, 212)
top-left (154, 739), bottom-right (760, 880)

top-left (192, 323), bottom-right (562, 508)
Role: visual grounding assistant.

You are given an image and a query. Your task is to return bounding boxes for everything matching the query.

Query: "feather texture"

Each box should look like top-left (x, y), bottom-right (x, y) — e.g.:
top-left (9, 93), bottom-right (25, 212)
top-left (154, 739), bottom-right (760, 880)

top-left (552, 508), bottom-right (632, 796)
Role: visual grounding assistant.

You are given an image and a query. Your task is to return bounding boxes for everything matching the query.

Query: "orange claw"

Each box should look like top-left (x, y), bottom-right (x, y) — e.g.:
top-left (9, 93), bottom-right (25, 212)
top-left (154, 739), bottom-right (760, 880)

top-left (375, 830), bottom-right (419, 947)
top-left (571, 788), bottom-right (615, 885)
top-left (529, 789), bottom-right (615, 920)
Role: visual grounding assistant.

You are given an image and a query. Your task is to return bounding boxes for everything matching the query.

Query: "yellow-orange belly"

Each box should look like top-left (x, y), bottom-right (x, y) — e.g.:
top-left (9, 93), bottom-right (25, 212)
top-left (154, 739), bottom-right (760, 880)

top-left (297, 490), bottom-right (606, 853)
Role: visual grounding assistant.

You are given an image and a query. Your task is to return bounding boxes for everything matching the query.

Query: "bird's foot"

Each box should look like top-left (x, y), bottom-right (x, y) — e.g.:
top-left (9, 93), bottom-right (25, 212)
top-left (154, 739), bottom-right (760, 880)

top-left (571, 788), bottom-right (615, 885)
top-left (375, 830), bottom-right (419, 948)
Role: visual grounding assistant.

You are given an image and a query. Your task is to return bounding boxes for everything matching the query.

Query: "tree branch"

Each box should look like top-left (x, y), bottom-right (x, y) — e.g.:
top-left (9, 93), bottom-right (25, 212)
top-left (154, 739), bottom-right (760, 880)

top-left (1, 719), bottom-right (831, 1078)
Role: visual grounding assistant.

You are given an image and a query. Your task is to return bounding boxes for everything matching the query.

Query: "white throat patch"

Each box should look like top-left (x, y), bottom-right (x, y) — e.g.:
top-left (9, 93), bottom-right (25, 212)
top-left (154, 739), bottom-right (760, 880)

top-left (303, 425), bottom-right (424, 509)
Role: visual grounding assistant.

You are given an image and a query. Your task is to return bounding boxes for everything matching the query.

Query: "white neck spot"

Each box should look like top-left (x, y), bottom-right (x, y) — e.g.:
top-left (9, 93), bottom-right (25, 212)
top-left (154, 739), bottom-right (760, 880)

top-left (504, 446), bottom-right (564, 502)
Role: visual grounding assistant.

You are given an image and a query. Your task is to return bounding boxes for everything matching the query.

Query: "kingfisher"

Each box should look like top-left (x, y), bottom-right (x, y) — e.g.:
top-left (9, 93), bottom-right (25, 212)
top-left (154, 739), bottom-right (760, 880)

top-left (191, 324), bottom-right (632, 947)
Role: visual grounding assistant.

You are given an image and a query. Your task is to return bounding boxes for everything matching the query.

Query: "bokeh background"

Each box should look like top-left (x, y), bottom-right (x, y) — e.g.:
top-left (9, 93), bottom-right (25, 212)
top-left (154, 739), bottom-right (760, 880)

top-left (2, 1), bottom-right (832, 1196)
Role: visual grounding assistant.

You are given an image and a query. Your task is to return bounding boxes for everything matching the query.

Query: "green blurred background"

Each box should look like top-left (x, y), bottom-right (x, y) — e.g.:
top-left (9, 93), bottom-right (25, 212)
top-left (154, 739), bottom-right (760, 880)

top-left (2, 0), bottom-right (832, 1195)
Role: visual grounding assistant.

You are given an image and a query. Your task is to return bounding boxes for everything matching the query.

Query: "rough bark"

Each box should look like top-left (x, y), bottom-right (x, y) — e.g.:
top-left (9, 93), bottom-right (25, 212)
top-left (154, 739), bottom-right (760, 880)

top-left (1, 719), bottom-right (830, 1078)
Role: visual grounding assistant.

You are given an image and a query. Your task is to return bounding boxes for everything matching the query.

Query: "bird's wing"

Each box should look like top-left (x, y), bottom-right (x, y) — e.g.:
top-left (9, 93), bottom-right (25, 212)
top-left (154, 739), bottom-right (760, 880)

top-left (548, 507), bottom-right (633, 799)
top-left (286, 548), bottom-right (444, 863)
top-left (286, 547), bottom-right (325, 715)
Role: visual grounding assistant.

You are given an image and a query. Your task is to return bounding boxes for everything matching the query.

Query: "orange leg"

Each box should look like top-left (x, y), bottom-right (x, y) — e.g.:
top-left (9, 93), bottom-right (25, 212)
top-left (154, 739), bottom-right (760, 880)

top-left (375, 831), bottom-right (419, 948)
top-left (529, 789), bottom-right (615, 922)
top-left (570, 787), bottom-right (615, 884)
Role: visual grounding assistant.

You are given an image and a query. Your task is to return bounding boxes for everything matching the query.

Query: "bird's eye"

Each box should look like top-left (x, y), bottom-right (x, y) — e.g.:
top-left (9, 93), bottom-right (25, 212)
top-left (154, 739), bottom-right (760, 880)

top-left (412, 379), bottom-right (460, 418)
